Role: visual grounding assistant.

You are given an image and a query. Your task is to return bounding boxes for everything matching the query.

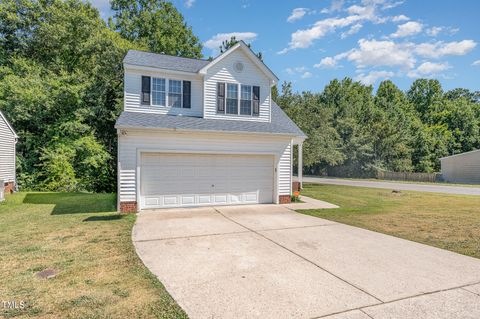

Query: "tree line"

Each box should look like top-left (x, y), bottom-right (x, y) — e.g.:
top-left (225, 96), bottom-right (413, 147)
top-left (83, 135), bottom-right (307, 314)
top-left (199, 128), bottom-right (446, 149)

top-left (0, 0), bottom-right (478, 192)
top-left (275, 79), bottom-right (480, 176)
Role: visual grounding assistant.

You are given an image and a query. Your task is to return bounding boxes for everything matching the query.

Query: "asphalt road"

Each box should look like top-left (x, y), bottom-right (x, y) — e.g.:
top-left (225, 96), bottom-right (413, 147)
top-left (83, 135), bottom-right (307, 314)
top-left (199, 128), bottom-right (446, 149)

top-left (303, 177), bottom-right (480, 196)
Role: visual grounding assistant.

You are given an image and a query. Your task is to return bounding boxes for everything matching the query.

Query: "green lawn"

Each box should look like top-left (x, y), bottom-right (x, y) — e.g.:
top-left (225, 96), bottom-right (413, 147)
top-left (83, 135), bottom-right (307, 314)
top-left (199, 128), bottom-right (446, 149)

top-left (0, 192), bottom-right (187, 319)
top-left (300, 183), bottom-right (480, 259)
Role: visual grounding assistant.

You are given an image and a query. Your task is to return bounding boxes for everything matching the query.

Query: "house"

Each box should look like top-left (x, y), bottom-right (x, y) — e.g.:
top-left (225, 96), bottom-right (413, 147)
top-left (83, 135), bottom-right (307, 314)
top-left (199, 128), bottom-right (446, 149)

top-left (0, 110), bottom-right (18, 196)
top-left (115, 41), bottom-right (306, 212)
top-left (440, 149), bottom-right (480, 184)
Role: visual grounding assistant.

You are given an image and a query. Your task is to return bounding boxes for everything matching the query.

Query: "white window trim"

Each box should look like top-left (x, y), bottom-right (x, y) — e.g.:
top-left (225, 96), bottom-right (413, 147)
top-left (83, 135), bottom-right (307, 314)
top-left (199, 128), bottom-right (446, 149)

top-left (222, 82), bottom-right (255, 117)
top-left (150, 77), bottom-right (185, 108)
top-left (151, 77), bottom-right (166, 107)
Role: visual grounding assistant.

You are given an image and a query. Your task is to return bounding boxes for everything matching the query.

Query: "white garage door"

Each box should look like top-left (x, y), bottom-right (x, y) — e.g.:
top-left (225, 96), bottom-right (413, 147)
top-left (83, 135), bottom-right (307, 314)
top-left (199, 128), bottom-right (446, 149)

top-left (140, 153), bottom-right (274, 209)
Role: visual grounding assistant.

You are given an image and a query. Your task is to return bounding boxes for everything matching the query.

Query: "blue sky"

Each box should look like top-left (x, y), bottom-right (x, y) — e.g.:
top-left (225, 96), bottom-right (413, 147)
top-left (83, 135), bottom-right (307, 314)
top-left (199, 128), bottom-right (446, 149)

top-left (92, 0), bottom-right (480, 93)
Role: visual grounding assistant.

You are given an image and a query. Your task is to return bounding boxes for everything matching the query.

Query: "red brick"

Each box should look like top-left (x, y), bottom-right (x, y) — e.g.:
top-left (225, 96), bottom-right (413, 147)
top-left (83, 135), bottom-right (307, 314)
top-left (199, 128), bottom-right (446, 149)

top-left (120, 201), bottom-right (137, 213)
top-left (279, 195), bottom-right (291, 204)
top-left (4, 181), bottom-right (15, 194)
top-left (292, 181), bottom-right (301, 192)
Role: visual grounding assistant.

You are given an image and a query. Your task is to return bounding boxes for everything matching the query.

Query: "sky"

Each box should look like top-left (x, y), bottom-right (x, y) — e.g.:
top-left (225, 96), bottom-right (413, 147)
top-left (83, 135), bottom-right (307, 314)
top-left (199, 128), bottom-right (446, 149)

top-left (91, 0), bottom-right (480, 93)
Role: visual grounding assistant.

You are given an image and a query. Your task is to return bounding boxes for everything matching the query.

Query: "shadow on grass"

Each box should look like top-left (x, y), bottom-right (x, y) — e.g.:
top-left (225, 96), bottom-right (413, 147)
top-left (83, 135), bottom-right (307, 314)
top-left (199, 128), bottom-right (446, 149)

top-left (83, 215), bottom-right (125, 222)
top-left (23, 193), bottom-right (116, 215)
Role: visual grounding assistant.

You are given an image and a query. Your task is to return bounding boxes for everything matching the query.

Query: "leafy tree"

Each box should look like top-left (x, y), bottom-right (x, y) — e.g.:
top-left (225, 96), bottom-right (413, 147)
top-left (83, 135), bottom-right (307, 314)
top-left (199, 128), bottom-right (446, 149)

top-left (110, 0), bottom-right (202, 58)
top-left (407, 79), bottom-right (443, 123)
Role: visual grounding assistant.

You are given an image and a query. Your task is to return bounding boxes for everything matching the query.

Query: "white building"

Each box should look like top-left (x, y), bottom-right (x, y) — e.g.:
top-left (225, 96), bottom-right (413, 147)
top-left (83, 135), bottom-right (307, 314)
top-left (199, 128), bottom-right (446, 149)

top-left (0, 110), bottom-right (18, 196)
top-left (440, 149), bottom-right (480, 184)
top-left (115, 42), bottom-right (306, 212)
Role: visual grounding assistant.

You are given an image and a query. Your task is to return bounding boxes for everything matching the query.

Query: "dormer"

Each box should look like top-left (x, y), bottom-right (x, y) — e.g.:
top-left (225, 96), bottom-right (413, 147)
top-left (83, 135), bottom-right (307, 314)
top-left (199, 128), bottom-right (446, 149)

top-left (122, 41), bottom-right (278, 122)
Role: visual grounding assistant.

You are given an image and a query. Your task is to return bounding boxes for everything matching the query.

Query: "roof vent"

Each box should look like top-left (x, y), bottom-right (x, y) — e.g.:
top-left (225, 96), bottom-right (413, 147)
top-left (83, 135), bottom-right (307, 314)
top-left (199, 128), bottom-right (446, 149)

top-left (234, 61), bottom-right (244, 73)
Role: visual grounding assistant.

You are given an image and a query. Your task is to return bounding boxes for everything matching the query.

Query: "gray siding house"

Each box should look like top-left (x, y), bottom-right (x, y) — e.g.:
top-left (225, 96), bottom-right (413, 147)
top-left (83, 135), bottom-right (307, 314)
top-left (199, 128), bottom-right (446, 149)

top-left (440, 150), bottom-right (480, 184)
top-left (0, 111), bottom-right (18, 195)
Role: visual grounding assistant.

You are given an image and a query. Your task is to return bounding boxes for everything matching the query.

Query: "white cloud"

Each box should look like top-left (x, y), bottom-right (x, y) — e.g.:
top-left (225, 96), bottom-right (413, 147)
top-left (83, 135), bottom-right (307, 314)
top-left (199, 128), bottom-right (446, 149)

top-left (392, 15), bottom-right (409, 22)
top-left (184, 0), bottom-right (195, 8)
top-left (341, 23), bottom-right (363, 39)
top-left (473, 60), bottom-right (480, 66)
top-left (301, 71), bottom-right (313, 79)
top-left (204, 32), bottom-right (258, 52)
top-left (355, 70), bottom-right (394, 85)
top-left (426, 26), bottom-right (442, 37)
top-left (390, 21), bottom-right (423, 38)
top-left (285, 66), bottom-right (307, 74)
top-left (314, 57), bottom-right (340, 68)
top-left (321, 0), bottom-right (345, 14)
top-left (287, 8), bottom-right (308, 23)
top-left (343, 39), bottom-right (416, 69)
top-left (426, 26), bottom-right (459, 37)
top-left (415, 40), bottom-right (477, 58)
top-left (407, 62), bottom-right (451, 77)
top-left (280, 0), bottom-right (389, 53)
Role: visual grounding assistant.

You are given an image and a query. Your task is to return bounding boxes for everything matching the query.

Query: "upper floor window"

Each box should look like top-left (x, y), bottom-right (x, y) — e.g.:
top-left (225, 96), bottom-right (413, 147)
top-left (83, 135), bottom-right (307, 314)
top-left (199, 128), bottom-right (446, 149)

top-left (141, 76), bottom-right (191, 109)
top-left (168, 79), bottom-right (182, 108)
top-left (226, 83), bottom-right (238, 114)
top-left (152, 78), bottom-right (166, 106)
top-left (240, 85), bottom-right (252, 115)
top-left (217, 82), bottom-right (260, 117)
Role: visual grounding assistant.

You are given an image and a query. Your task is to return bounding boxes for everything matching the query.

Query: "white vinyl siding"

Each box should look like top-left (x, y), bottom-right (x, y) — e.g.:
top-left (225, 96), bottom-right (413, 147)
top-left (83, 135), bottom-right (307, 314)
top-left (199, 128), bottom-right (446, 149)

top-left (0, 115), bottom-right (16, 183)
top-left (124, 68), bottom-right (203, 116)
top-left (441, 150), bottom-right (480, 184)
top-left (204, 49), bottom-right (271, 122)
top-left (117, 130), bottom-right (292, 208)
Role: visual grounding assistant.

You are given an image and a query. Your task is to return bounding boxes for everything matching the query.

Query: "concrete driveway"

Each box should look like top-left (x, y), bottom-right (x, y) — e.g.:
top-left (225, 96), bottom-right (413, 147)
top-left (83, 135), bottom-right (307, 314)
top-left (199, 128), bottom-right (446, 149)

top-left (303, 177), bottom-right (480, 195)
top-left (133, 205), bottom-right (480, 319)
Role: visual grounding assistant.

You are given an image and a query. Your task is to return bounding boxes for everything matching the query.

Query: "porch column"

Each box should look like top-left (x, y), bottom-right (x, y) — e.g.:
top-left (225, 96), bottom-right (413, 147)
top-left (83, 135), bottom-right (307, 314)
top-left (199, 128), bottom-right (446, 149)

top-left (298, 142), bottom-right (303, 189)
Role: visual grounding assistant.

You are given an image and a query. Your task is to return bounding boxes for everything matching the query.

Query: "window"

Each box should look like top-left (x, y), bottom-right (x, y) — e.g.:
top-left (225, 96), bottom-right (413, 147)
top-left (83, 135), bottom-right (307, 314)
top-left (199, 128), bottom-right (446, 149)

top-left (226, 83), bottom-right (238, 114)
top-left (168, 79), bottom-right (182, 108)
top-left (240, 85), bottom-right (252, 115)
top-left (152, 78), bottom-right (166, 106)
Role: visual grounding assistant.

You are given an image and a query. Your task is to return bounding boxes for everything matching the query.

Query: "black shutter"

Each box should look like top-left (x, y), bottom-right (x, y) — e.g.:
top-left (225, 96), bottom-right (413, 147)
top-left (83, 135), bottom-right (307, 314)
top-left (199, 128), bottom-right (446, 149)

top-left (217, 82), bottom-right (225, 113)
top-left (252, 86), bottom-right (260, 116)
top-left (141, 76), bottom-right (151, 105)
top-left (182, 81), bottom-right (191, 108)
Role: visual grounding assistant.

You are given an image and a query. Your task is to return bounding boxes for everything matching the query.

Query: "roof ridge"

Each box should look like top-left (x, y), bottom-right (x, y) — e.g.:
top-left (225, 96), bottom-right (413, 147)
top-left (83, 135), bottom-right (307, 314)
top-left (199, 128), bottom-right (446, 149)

top-left (127, 49), bottom-right (211, 62)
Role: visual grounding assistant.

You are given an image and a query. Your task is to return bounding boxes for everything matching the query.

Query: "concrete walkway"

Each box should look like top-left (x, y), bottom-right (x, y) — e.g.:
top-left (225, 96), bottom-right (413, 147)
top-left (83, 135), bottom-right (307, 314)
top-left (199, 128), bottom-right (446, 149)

top-left (133, 205), bottom-right (480, 319)
top-left (303, 176), bottom-right (480, 195)
top-left (283, 195), bottom-right (339, 210)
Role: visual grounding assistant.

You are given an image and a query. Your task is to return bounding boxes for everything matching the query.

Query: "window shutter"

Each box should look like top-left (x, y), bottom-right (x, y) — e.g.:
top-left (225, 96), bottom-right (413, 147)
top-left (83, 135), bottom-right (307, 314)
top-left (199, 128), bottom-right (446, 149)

top-left (252, 86), bottom-right (260, 116)
top-left (217, 82), bottom-right (225, 113)
top-left (141, 76), bottom-right (151, 105)
top-left (182, 81), bottom-right (191, 108)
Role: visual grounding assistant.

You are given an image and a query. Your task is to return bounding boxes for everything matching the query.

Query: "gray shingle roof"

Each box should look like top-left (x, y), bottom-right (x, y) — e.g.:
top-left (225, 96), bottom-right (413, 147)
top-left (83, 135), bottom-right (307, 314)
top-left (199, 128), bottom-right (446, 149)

top-left (115, 102), bottom-right (306, 138)
top-left (123, 50), bottom-right (210, 73)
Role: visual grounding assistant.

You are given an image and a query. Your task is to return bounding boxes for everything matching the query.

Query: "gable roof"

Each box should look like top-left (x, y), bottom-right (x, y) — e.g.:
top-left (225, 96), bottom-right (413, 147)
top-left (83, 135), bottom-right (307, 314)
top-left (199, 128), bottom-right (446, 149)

top-left (123, 41), bottom-right (278, 82)
top-left (123, 50), bottom-right (210, 73)
top-left (115, 102), bottom-right (306, 138)
top-left (0, 110), bottom-right (18, 138)
top-left (198, 41), bottom-right (278, 82)
top-left (440, 149), bottom-right (480, 160)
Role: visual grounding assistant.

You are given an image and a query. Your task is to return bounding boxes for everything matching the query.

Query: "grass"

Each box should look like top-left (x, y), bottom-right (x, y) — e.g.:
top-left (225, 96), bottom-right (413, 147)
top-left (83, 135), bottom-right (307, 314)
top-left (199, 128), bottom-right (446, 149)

top-left (0, 192), bottom-right (187, 319)
top-left (300, 183), bottom-right (480, 259)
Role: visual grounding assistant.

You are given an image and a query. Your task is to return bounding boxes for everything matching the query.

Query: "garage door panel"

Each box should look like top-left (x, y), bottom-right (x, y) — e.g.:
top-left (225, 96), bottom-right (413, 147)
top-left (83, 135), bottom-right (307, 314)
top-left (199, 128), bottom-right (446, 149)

top-left (140, 153), bottom-right (274, 209)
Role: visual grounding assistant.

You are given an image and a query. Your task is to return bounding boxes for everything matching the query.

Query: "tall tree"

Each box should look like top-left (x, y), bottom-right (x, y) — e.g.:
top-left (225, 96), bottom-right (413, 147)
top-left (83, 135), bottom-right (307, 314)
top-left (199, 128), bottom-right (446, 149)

top-left (110, 0), bottom-right (202, 58)
top-left (407, 79), bottom-right (443, 123)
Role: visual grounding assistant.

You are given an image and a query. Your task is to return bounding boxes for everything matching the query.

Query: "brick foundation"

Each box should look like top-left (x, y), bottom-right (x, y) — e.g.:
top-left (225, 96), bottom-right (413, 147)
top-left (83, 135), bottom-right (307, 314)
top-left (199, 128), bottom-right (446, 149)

top-left (119, 201), bottom-right (137, 213)
top-left (4, 181), bottom-right (15, 194)
top-left (279, 195), bottom-right (291, 204)
top-left (292, 181), bottom-right (301, 192)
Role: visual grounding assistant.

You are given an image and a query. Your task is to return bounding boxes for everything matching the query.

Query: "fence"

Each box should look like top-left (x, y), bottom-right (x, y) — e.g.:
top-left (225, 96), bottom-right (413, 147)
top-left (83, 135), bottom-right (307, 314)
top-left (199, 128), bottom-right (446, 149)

top-left (376, 170), bottom-right (441, 183)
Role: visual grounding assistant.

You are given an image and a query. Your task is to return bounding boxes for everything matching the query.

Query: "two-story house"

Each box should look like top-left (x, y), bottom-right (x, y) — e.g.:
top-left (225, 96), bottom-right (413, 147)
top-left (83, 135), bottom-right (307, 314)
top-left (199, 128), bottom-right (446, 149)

top-left (115, 41), bottom-right (306, 212)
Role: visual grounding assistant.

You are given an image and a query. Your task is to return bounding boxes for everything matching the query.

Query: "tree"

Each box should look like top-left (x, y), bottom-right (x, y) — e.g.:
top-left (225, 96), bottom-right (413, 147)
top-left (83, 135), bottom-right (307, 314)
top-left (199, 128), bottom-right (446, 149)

top-left (407, 79), bottom-right (443, 123)
top-left (110, 0), bottom-right (202, 58)
top-left (218, 36), bottom-right (263, 60)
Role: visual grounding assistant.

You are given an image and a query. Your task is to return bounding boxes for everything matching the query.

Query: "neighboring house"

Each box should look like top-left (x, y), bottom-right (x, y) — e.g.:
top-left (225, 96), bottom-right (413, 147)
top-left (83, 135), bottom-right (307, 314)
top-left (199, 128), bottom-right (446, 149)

top-left (115, 41), bottom-right (306, 212)
top-left (0, 110), bottom-right (18, 195)
top-left (440, 150), bottom-right (480, 184)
